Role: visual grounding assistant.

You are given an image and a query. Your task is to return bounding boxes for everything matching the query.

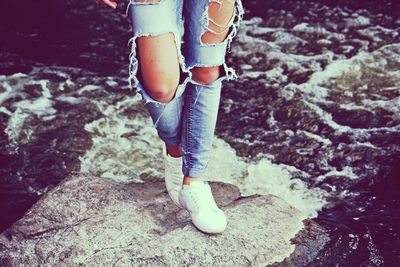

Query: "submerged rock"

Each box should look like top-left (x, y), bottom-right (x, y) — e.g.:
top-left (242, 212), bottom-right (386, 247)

top-left (0, 172), bottom-right (304, 266)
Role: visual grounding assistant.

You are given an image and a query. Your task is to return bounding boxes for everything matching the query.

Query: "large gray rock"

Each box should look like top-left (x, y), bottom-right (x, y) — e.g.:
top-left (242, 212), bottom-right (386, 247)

top-left (0, 172), bottom-right (304, 266)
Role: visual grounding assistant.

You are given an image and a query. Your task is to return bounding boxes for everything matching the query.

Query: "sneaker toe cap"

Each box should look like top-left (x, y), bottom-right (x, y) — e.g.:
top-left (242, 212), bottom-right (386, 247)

top-left (192, 208), bottom-right (227, 233)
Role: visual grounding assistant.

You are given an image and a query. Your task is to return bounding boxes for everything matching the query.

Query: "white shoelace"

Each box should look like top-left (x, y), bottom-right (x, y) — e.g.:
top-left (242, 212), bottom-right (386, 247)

top-left (186, 182), bottom-right (219, 211)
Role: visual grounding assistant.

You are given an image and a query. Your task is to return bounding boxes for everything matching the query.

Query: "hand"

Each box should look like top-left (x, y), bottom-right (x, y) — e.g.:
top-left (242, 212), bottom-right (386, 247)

top-left (99, 0), bottom-right (118, 9)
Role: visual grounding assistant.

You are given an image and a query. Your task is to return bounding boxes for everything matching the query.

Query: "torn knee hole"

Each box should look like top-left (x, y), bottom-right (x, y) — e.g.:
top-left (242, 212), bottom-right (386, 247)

top-left (136, 32), bottom-right (186, 83)
top-left (201, 0), bottom-right (236, 45)
top-left (191, 65), bottom-right (226, 85)
top-left (135, 32), bottom-right (182, 101)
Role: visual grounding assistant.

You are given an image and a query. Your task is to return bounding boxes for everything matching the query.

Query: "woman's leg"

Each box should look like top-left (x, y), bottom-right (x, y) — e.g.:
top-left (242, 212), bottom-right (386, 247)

top-left (138, 31), bottom-right (183, 156)
top-left (127, 0), bottom-right (189, 152)
top-left (181, 0), bottom-right (244, 183)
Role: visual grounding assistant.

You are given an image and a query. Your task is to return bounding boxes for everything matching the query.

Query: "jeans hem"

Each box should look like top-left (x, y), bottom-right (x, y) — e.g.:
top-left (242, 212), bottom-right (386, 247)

top-left (163, 139), bottom-right (181, 147)
top-left (182, 167), bottom-right (208, 179)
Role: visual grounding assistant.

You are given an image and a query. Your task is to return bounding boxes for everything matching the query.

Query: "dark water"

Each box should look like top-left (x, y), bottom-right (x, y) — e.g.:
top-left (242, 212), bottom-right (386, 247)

top-left (1, 0), bottom-right (399, 265)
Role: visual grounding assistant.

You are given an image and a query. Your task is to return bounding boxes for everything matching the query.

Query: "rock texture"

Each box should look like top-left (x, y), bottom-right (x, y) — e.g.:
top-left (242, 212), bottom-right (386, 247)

top-left (0, 172), bottom-right (304, 266)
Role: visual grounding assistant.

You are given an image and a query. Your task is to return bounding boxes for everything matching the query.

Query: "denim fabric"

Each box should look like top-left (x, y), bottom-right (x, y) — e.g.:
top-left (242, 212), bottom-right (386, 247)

top-left (126, 0), bottom-right (244, 178)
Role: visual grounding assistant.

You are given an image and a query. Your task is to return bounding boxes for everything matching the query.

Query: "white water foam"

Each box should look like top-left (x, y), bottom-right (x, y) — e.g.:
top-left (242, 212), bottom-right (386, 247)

top-left (1, 73), bottom-right (57, 153)
top-left (79, 94), bottom-right (162, 183)
top-left (208, 141), bottom-right (327, 218)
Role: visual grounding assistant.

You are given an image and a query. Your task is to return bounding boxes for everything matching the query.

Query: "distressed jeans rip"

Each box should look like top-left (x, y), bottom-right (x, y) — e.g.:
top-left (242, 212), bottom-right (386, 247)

top-left (199, 0), bottom-right (237, 45)
top-left (126, 0), bottom-right (244, 177)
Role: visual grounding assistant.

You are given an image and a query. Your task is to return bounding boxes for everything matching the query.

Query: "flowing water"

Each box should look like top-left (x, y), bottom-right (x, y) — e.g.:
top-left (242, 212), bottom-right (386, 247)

top-left (1, 0), bottom-right (399, 265)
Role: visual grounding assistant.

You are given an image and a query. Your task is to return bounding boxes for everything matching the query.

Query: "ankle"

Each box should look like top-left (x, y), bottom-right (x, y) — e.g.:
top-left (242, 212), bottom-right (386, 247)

top-left (183, 176), bottom-right (204, 185)
top-left (166, 144), bottom-right (182, 158)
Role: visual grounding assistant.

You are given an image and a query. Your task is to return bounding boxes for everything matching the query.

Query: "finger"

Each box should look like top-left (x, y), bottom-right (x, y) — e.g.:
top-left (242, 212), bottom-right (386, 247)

top-left (102, 0), bottom-right (118, 9)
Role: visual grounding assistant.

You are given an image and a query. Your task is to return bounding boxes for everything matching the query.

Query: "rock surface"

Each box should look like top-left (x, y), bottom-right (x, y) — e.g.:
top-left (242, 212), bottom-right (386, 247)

top-left (0, 172), bottom-right (304, 266)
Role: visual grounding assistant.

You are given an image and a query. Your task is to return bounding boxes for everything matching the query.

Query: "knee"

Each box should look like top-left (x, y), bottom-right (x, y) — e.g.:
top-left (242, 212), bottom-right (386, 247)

top-left (144, 77), bottom-right (179, 103)
top-left (191, 66), bottom-right (221, 85)
top-left (136, 33), bottom-right (181, 103)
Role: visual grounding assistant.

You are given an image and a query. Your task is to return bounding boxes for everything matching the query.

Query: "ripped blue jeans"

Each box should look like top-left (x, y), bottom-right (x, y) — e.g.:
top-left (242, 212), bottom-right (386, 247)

top-left (126, 0), bottom-right (244, 178)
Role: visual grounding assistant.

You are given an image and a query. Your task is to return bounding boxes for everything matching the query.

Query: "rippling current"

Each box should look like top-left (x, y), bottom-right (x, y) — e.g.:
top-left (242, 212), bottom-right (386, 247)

top-left (1, 0), bottom-right (399, 265)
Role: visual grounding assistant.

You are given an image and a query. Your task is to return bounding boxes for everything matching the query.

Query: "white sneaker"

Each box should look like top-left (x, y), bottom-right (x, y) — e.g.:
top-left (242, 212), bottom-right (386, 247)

top-left (179, 180), bottom-right (227, 234)
top-left (163, 144), bottom-right (184, 207)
